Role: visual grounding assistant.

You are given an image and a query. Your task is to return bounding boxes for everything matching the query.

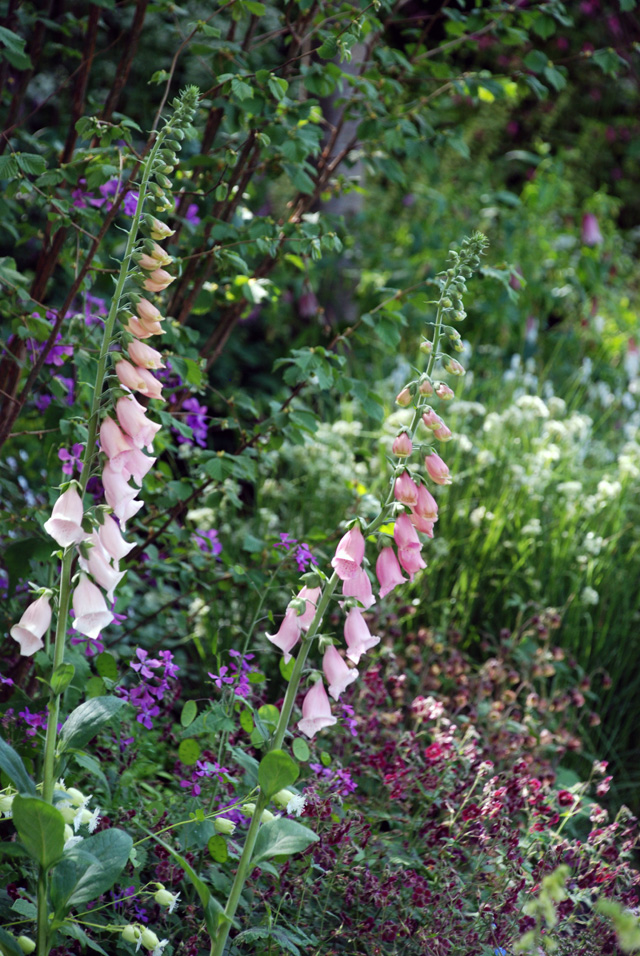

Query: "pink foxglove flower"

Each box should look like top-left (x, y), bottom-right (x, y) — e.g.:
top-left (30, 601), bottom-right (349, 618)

top-left (394, 471), bottom-right (419, 507)
top-left (323, 645), bottom-right (359, 701)
top-left (425, 452), bottom-right (452, 485)
top-left (418, 380), bottom-right (434, 396)
top-left (433, 423), bottom-right (453, 442)
top-left (394, 512), bottom-right (422, 551)
top-left (79, 542), bottom-right (125, 604)
top-left (115, 360), bottom-right (164, 400)
top-left (149, 241), bottom-right (173, 266)
top-left (397, 547), bottom-right (427, 581)
top-left (148, 217), bottom-right (175, 240)
top-left (410, 512), bottom-right (436, 537)
top-left (124, 316), bottom-right (164, 339)
top-left (266, 607), bottom-right (302, 663)
top-left (116, 395), bottom-right (161, 451)
top-left (121, 447), bottom-right (156, 487)
top-left (581, 213), bottom-right (603, 246)
top-left (331, 526), bottom-right (365, 581)
top-left (72, 573), bottom-right (114, 639)
top-left (138, 252), bottom-right (163, 271)
top-left (98, 515), bottom-right (135, 563)
top-left (43, 486), bottom-right (86, 548)
top-left (294, 586), bottom-right (322, 630)
top-left (392, 432), bottom-right (413, 457)
top-left (376, 546), bottom-right (407, 599)
top-left (395, 387), bottom-right (412, 407)
top-left (100, 417), bottom-right (134, 469)
top-left (344, 607), bottom-right (380, 664)
top-left (435, 382), bottom-right (454, 401)
top-left (10, 595), bottom-right (52, 656)
top-left (297, 680), bottom-right (337, 738)
top-left (137, 297), bottom-right (163, 324)
top-left (143, 268), bottom-right (174, 292)
top-left (342, 567), bottom-right (375, 609)
top-left (128, 340), bottom-right (165, 370)
top-left (102, 463), bottom-right (143, 528)
top-left (414, 483), bottom-right (438, 520)
top-left (422, 408), bottom-right (442, 430)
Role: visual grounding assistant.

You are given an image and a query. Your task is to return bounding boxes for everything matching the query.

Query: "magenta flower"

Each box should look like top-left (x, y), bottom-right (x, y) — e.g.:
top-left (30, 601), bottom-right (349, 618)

top-left (323, 645), bottom-right (359, 701)
top-left (297, 680), bottom-right (337, 738)
top-left (58, 443), bottom-right (84, 477)
top-left (331, 526), bottom-right (365, 581)
top-left (393, 512), bottom-right (422, 551)
top-left (414, 483), bottom-right (438, 519)
top-left (424, 452), bottom-right (452, 485)
top-left (397, 546), bottom-right (427, 581)
top-left (392, 432), bottom-right (413, 457)
top-left (394, 471), bottom-right (419, 507)
top-left (343, 607), bottom-right (380, 664)
top-left (193, 529), bottom-right (222, 557)
top-left (410, 512), bottom-right (436, 537)
top-left (208, 665), bottom-right (235, 690)
top-left (375, 547), bottom-right (407, 599)
top-left (581, 212), bottom-right (603, 246)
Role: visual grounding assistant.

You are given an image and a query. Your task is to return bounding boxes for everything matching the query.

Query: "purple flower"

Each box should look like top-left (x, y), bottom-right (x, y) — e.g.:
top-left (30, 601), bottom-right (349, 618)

top-left (274, 532), bottom-right (297, 551)
top-left (294, 542), bottom-right (317, 572)
top-left (158, 649), bottom-right (180, 679)
top-left (131, 648), bottom-right (162, 680)
top-left (58, 443), bottom-right (84, 477)
top-left (35, 394), bottom-right (52, 411)
top-left (84, 293), bottom-right (107, 327)
top-left (54, 375), bottom-right (75, 406)
top-left (208, 666), bottom-right (234, 690)
top-left (69, 634), bottom-right (105, 656)
top-left (176, 397), bottom-right (208, 448)
top-left (18, 707), bottom-right (48, 736)
top-left (193, 529), bottom-right (222, 557)
top-left (341, 703), bottom-right (358, 738)
top-left (0, 675), bottom-right (14, 687)
top-left (124, 191), bottom-right (139, 216)
top-left (176, 196), bottom-right (200, 224)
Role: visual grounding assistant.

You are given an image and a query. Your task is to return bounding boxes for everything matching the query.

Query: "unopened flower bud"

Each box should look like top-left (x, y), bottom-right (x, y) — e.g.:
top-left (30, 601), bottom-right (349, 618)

top-left (17, 937), bottom-right (36, 954)
top-left (241, 803), bottom-right (256, 816)
top-left (147, 217), bottom-right (175, 240)
top-left (392, 432), bottom-right (413, 457)
top-left (422, 408), bottom-right (441, 430)
top-left (214, 817), bottom-right (236, 835)
top-left (154, 888), bottom-right (178, 907)
top-left (419, 339), bottom-right (433, 354)
top-left (418, 379), bottom-right (434, 396)
top-left (435, 383), bottom-right (454, 401)
top-left (442, 297), bottom-right (452, 308)
top-left (136, 252), bottom-right (161, 271)
top-left (273, 789), bottom-right (296, 809)
top-left (454, 310), bottom-right (466, 321)
top-left (444, 358), bottom-right (465, 376)
top-left (395, 387), bottom-right (412, 407)
top-left (63, 824), bottom-right (74, 841)
top-left (433, 423), bottom-right (453, 441)
top-left (0, 793), bottom-right (15, 815)
top-left (65, 787), bottom-right (86, 807)
top-left (59, 805), bottom-right (77, 824)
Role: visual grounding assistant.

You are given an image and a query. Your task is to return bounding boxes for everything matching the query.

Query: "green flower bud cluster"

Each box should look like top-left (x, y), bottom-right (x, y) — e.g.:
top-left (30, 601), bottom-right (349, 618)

top-left (147, 86), bottom-right (200, 215)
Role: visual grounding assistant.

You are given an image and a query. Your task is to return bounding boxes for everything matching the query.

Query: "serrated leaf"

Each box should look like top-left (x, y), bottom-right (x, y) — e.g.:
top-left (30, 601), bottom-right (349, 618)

top-left (0, 155), bottom-right (19, 179)
top-left (12, 795), bottom-right (65, 869)
top-left (252, 817), bottom-right (318, 864)
top-left (16, 153), bottom-right (46, 176)
top-left (59, 697), bottom-right (125, 752)
top-left (0, 736), bottom-right (36, 794)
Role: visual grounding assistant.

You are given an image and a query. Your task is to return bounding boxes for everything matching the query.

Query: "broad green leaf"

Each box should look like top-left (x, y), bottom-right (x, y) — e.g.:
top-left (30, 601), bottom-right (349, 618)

top-left (0, 736), bottom-right (36, 794)
top-left (51, 662), bottom-right (75, 695)
top-left (258, 750), bottom-right (299, 800)
top-left (523, 49), bottom-right (548, 73)
top-left (16, 153), bottom-right (46, 176)
top-left (64, 828), bottom-right (133, 907)
top-left (12, 795), bottom-right (65, 869)
top-left (252, 817), bottom-right (318, 864)
top-left (95, 652), bottom-right (118, 681)
top-left (59, 922), bottom-right (109, 956)
top-left (178, 739), bottom-right (201, 765)
top-left (59, 696), bottom-right (125, 752)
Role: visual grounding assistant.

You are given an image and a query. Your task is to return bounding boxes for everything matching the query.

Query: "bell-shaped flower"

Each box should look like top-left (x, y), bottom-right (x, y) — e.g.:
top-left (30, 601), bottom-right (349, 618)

top-left (124, 315), bottom-right (164, 339)
top-left (148, 217), bottom-right (175, 240)
top-left (266, 607), bottom-right (301, 663)
top-left (293, 586), bottom-right (322, 631)
top-left (392, 432), bottom-right (413, 457)
top-left (414, 483), bottom-right (438, 520)
top-left (137, 252), bottom-right (162, 271)
top-left (72, 573), bottom-right (114, 639)
top-left (398, 547), bottom-right (427, 582)
top-left (342, 567), bottom-right (375, 609)
top-left (116, 395), bottom-right (161, 452)
top-left (102, 463), bottom-right (144, 528)
top-left (433, 423), bottom-right (453, 442)
top-left (43, 486), bottom-right (86, 548)
top-left (121, 446), bottom-right (156, 487)
top-left (115, 361), bottom-right (164, 400)
top-left (331, 526), bottom-right (365, 581)
top-left (410, 512), bottom-right (436, 537)
top-left (323, 645), bottom-right (359, 701)
top-left (10, 595), bottom-right (52, 656)
top-left (425, 452), bottom-right (452, 486)
top-left (435, 382), bottom-right (454, 401)
top-left (137, 297), bottom-right (163, 324)
top-left (79, 541), bottom-right (125, 604)
top-left (149, 241), bottom-right (173, 266)
top-left (143, 268), bottom-right (174, 292)
top-left (100, 417), bottom-right (134, 470)
top-left (581, 212), bottom-right (603, 247)
top-left (422, 408), bottom-right (442, 430)
top-left (394, 471), bottom-right (419, 508)
top-left (98, 515), bottom-right (135, 563)
top-left (297, 680), bottom-right (337, 739)
top-left (393, 512), bottom-right (422, 551)
top-left (344, 607), bottom-right (380, 665)
top-left (128, 340), bottom-right (165, 370)
top-left (376, 546), bottom-right (407, 599)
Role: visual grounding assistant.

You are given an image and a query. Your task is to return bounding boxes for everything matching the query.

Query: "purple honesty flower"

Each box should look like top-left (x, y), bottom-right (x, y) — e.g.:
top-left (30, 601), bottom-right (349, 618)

top-left (0, 674), bottom-right (14, 687)
top-left (274, 532), bottom-right (297, 551)
top-left (175, 397), bottom-right (208, 448)
top-left (294, 542), bottom-right (317, 572)
top-left (193, 529), bottom-right (222, 557)
top-left (69, 634), bottom-right (105, 656)
top-left (18, 707), bottom-right (48, 736)
top-left (341, 702), bottom-right (358, 738)
top-left (180, 758), bottom-right (229, 796)
top-left (176, 196), bottom-right (200, 225)
top-left (228, 649), bottom-right (256, 697)
top-left (124, 191), bottom-right (139, 216)
top-left (54, 375), bottom-right (75, 406)
top-left (58, 443), bottom-right (84, 477)
top-left (158, 649), bottom-right (180, 679)
top-left (84, 293), bottom-right (107, 327)
top-left (35, 394), bottom-right (52, 411)
top-left (131, 647), bottom-right (162, 680)
top-left (208, 666), bottom-right (234, 690)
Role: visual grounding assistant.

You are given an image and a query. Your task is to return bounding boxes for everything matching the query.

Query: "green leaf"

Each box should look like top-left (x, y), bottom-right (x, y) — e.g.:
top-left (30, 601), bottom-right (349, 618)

top-left (252, 817), bottom-right (318, 864)
top-left (12, 795), bottom-right (65, 869)
top-left (59, 828), bottom-right (133, 908)
top-left (95, 652), bottom-right (118, 681)
top-left (141, 828), bottom-right (228, 935)
top-left (181, 700), bottom-right (198, 728)
top-left (15, 153), bottom-right (46, 176)
top-left (620, 0), bottom-right (636, 9)
top-left (231, 77), bottom-right (254, 101)
top-left (59, 922), bottom-right (109, 956)
top-left (0, 155), bottom-right (18, 179)
top-left (51, 662), bottom-right (75, 695)
top-left (279, 656), bottom-right (295, 681)
top-left (258, 750), bottom-right (299, 800)
top-left (282, 162), bottom-right (316, 195)
top-left (59, 697), bottom-right (126, 752)
top-left (0, 736), bottom-right (36, 794)
top-left (0, 25), bottom-right (31, 69)
top-left (0, 842), bottom-right (29, 860)
top-left (0, 926), bottom-right (24, 956)
top-left (292, 738), bottom-right (310, 762)
top-left (239, 708), bottom-right (254, 733)
top-left (244, 0), bottom-right (265, 13)
top-left (523, 49), bottom-right (549, 73)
